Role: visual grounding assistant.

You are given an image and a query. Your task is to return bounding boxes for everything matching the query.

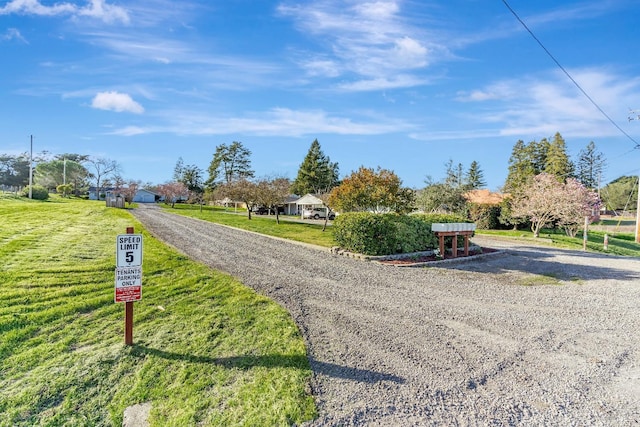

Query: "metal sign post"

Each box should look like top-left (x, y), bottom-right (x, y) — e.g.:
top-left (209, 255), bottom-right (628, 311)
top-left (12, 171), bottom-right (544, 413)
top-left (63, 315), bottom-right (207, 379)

top-left (116, 226), bottom-right (143, 345)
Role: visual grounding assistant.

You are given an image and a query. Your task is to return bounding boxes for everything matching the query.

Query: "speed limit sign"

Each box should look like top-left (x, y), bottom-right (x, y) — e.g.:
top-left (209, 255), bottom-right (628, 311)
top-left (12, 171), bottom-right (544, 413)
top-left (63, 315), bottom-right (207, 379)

top-left (116, 234), bottom-right (143, 267)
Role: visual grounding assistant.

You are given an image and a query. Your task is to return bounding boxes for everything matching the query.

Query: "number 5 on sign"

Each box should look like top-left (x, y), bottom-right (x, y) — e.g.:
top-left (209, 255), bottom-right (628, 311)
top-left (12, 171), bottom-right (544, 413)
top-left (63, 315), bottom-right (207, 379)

top-left (116, 234), bottom-right (143, 267)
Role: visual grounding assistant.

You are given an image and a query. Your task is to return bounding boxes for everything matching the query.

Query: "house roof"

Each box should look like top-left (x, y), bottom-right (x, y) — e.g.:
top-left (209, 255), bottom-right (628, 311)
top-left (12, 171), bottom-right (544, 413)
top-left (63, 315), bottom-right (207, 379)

top-left (295, 194), bottom-right (324, 205)
top-left (464, 189), bottom-right (507, 205)
top-left (135, 188), bottom-right (160, 196)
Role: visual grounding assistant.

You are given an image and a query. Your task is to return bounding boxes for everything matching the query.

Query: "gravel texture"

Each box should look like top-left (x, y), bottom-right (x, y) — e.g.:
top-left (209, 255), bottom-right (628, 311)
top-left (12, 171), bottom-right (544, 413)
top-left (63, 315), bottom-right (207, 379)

top-left (132, 205), bottom-right (640, 426)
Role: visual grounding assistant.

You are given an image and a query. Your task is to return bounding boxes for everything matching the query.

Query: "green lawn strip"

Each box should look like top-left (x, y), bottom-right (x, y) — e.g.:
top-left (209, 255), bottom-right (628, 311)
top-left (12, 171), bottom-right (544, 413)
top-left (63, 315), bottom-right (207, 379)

top-left (476, 228), bottom-right (640, 257)
top-left (0, 196), bottom-right (316, 426)
top-left (162, 203), bottom-right (336, 248)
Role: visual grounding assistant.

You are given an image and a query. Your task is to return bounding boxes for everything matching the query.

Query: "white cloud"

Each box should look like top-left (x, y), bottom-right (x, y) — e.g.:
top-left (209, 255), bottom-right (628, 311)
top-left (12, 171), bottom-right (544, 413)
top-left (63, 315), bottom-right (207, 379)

top-left (456, 68), bottom-right (640, 139)
top-left (1, 28), bottom-right (27, 43)
top-left (0, 0), bottom-right (129, 24)
top-left (77, 0), bottom-right (129, 24)
top-left (278, 0), bottom-right (439, 88)
top-left (91, 91), bottom-right (144, 114)
top-left (339, 74), bottom-right (427, 91)
top-left (109, 107), bottom-right (413, 137)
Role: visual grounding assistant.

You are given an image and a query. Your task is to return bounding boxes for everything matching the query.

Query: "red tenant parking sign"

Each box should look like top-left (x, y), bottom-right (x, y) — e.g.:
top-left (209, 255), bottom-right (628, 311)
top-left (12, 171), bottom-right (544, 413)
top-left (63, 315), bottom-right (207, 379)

top-left (115, 266), bottom-right (142, 302)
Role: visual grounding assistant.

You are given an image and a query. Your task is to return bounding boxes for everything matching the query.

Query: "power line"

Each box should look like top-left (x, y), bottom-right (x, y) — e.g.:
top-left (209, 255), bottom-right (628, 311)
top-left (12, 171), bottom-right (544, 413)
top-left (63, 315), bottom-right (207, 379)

top-left (501, 0), bottom-right (640, 149)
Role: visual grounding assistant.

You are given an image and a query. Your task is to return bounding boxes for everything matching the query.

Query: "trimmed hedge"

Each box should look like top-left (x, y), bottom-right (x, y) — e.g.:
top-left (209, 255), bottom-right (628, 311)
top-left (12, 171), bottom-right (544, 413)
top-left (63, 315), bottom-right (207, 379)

top-left (333, 212), bottom-right (470, 256)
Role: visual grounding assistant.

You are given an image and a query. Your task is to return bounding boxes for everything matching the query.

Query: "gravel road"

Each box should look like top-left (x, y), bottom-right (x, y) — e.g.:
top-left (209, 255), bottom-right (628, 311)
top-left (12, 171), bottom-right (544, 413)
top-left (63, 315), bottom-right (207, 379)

top-left (131, 205), bottom-right (640, 426)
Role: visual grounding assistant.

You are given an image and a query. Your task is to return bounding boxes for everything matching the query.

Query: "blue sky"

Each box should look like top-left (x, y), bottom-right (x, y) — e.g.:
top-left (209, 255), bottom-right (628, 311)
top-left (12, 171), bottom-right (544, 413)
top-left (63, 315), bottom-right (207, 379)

top-left (2, 0), bottom-right (640, 191)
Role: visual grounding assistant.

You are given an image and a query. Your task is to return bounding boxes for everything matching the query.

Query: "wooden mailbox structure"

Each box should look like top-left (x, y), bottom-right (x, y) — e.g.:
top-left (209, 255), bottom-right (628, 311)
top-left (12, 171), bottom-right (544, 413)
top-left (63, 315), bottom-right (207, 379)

top-left (431, 223), bottom-right (476, 258)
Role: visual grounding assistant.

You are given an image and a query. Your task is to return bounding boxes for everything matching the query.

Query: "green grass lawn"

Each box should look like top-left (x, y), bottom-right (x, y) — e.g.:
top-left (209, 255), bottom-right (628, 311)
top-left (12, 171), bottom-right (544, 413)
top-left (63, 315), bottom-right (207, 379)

top-left (477, 228), bottom-right (640, 257)
top-left (0, 195), bottom-right (316, 426)
top-left (164, 203), bottom-right (337, 248)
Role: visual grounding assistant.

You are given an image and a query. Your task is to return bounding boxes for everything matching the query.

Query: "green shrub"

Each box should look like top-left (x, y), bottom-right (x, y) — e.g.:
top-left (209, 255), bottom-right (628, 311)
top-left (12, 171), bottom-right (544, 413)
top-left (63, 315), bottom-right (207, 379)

top-left (393, 215), bottom-right (436, 253)
top-left (333, 212), bottom-right (397, 255)
top-left (468, 203), bottom-right (501, 229)
top-left (22, 185), bottom-right (49, 200)
top-left (333, 212), bottom-right (468, 256)
top-left (410, 213), bottom-right (472, 250)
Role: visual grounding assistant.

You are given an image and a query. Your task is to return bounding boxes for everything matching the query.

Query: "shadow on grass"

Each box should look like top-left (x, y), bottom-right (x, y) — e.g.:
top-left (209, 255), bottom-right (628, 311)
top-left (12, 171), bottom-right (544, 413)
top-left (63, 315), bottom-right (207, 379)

top-left (131, 345), bottom-right (404, 384)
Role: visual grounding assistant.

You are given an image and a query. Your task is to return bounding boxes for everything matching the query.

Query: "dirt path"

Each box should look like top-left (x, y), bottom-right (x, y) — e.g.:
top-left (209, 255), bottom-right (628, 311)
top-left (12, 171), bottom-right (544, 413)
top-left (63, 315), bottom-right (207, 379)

top-left (132, 205), bottom-right (640, 426)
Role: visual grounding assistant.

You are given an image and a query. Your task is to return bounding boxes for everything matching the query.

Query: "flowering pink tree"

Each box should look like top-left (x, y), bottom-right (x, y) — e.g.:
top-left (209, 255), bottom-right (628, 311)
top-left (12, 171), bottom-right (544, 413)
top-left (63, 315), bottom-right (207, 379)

top-left (557, 178), bottom-right (601, 237)
top-left (511, 173), bottom-right (600, 238)
top-left (121, 180), bottom-right (141, 206)
top-left (157, 181), bottom-right (188, 208)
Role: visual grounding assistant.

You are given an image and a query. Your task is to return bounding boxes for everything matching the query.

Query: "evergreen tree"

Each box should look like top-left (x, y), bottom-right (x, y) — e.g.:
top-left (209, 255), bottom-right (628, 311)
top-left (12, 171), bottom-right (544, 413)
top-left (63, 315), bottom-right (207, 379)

top-left (465, 161), bottom-right (486, 189)
top-left (291, 139), bottom-right (339, 195)
top-left (530, 138), bottom-right (550, 174)
top-left (173, 157), bottom-right (184, 182)
top-left (576, 141), bottom-right (605, 190)
top-left (503, 140), bottom-right (536, 193)
top-left (544, 132), bottom-right (574, 181)
top-left (206, 141), bottom-right (254, 188)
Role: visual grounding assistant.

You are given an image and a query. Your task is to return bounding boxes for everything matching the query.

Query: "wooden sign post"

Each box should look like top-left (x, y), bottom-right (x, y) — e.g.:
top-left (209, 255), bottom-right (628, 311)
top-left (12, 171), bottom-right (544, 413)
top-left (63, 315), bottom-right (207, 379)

top-left (115, 226), bottom-right (143, 346)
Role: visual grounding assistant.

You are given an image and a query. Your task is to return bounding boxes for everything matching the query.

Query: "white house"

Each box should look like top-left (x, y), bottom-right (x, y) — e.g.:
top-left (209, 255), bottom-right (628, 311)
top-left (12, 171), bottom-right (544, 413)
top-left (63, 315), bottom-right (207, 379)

top-left (133, 189), bottom-right (160, 203)
top-left (295, 194), bottom-right (327, 215)
top-left (88, 187), bottom-right (116, 200)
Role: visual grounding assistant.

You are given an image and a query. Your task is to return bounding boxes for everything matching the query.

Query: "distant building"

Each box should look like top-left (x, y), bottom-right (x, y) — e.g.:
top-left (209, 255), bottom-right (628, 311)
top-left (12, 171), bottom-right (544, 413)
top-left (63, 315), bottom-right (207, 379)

top-left (464, 189), bottom-right (506, 205)
top-left (88, 187), bottom-right (116, 200)
top-left (132, 189), bottom-right (160, 203)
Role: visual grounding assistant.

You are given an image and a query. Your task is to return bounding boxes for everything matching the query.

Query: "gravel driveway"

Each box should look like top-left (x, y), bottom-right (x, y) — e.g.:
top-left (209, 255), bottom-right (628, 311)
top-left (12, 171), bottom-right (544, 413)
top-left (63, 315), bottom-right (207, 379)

top-left (131, 205), bottom-right (640, 426)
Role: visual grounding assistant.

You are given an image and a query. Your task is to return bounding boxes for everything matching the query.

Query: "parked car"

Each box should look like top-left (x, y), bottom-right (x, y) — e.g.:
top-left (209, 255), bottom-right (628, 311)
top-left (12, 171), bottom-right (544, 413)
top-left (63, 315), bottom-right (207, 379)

top-left (253, 205), bottom-right (284, 215)
top-left (302, 207), bottom-right (335, 220)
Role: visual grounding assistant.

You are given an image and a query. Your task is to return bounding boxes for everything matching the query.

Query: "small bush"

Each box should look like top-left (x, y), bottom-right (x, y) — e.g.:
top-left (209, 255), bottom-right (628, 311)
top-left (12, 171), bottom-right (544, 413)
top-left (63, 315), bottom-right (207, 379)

top-left (468, 203), bottom-right (501, 229)
top-left (22, 185), bottom-right (49, 200)
top-left (333, 212), bottom-right (470, 256)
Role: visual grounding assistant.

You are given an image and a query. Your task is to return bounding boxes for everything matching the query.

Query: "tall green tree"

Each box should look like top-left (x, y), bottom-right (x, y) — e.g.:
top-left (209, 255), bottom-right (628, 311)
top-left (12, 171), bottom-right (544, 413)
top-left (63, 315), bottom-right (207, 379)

top-left (0, 153), bottom-right (30, 187)
top-left (600, 176), bottom-right (637, 211)
top-left (206, 141), bottom-right (254, 188)
top-left (291, 139), bottom-right (339, 195)
top-left (173, 157), bottom-right (184, 182)
top-left (544, 132), bottom-right (574, 181)
top-left (576, 141), bottom-right (605, 190)
top-left (182, 164), bottom-right (205, 197)
top-left (503, 140), bottom-right (536, 193)
top-left (465, 161), bottom-right (486, 189)
top-left (530, 138), bottom-right (550, 173)
top-left (415, 180), bottom-right (467, 215)
top-left (35, 159), bottom-right (88, 193)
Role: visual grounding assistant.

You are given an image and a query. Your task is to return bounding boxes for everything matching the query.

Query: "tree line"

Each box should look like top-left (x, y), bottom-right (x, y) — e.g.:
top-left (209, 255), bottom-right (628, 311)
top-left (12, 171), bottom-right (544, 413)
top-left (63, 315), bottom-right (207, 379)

top-left (0, 152), bottom-right (145, 202)
top-left (4, 131), bottom-right (635, 235)
top-left (165, 132), bottom-right (624, 238)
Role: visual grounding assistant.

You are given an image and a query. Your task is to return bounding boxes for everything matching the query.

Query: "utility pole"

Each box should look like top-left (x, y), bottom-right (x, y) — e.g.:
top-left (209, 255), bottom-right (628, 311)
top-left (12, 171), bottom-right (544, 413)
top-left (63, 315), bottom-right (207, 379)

top-left (636, 176), bottom-right (640, 243)
top-left (628, 110), bottom-right (640, 243)
top-left (28, 135), bottom-right (33, 199)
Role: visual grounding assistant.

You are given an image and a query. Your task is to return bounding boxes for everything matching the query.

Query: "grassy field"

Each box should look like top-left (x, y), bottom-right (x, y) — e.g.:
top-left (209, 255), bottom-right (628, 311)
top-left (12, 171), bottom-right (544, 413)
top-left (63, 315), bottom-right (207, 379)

top-left (0, 195), bottom-right (316, 426)
top-left (477, 227), bottom-right (640, 257)
top-left (163, 203), bottom-right (337, 248)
